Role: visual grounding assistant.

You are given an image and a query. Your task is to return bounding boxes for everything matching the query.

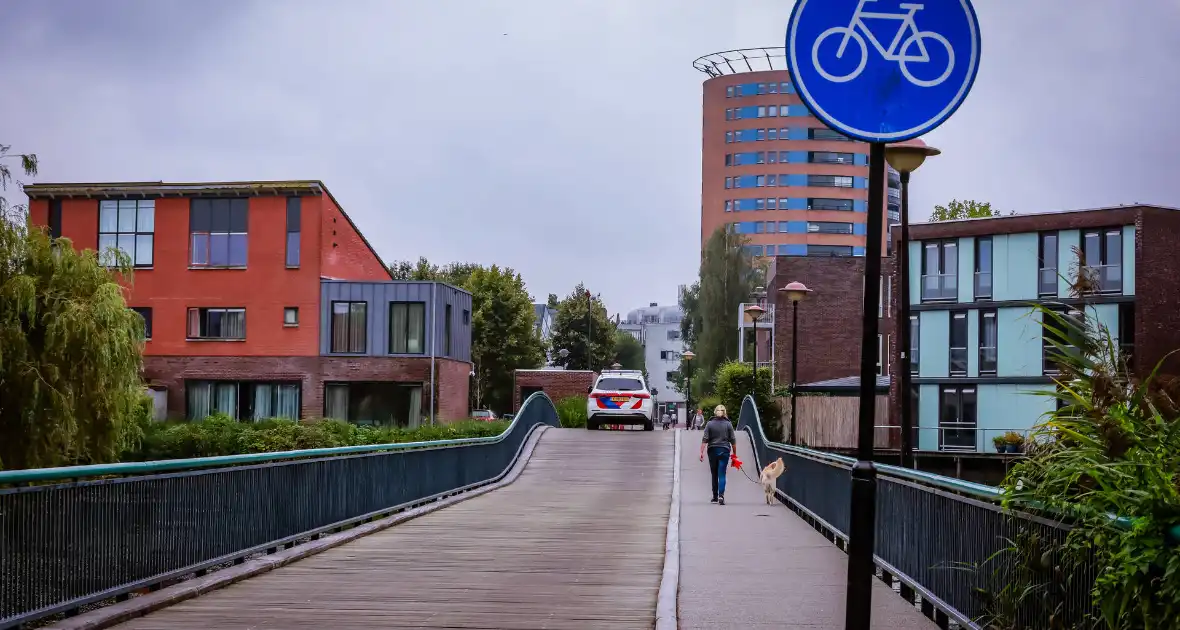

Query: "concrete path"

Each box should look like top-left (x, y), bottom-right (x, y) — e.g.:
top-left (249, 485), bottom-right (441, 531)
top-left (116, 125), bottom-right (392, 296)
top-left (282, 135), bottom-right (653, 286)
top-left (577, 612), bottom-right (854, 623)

top-left (676, 428), bottom-right (938, 629)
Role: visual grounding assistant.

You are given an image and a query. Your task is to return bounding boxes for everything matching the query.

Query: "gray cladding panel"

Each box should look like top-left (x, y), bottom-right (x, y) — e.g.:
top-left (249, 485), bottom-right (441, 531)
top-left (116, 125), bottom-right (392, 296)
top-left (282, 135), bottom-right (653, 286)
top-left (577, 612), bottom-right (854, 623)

top-left (320, 281), bottom-right (472, 361)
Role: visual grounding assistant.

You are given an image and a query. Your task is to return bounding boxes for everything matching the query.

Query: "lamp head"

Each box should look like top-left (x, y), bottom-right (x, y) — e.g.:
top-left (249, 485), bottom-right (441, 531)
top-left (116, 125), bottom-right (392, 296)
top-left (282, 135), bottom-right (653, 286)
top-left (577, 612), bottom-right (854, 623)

top-left (780, 281), bottom-right (813, 303)
top-left (884, 144), bottom-right (941, 174)
top-left (744, 303), bottom-right (766, 322)
top-left (682, 350), bottom-right (696, 361)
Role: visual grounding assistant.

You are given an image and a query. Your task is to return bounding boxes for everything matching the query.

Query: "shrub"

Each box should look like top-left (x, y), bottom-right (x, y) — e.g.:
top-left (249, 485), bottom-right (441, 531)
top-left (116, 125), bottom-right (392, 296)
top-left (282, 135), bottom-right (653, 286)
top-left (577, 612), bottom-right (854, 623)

top-left (696, 395), bottom-right (722, 417)
top-left (713, 361), bottom-right (780, 436)
top-left (555, 396), bottom-right (587, 428)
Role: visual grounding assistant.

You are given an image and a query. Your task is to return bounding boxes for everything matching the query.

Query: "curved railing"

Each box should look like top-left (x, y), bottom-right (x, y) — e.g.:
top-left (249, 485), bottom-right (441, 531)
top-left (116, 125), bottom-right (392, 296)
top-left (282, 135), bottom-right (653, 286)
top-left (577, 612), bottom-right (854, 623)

top-left (736, 395), bottom-right (1094, 629)
top-left (0, 392), bottom-right (562, 628)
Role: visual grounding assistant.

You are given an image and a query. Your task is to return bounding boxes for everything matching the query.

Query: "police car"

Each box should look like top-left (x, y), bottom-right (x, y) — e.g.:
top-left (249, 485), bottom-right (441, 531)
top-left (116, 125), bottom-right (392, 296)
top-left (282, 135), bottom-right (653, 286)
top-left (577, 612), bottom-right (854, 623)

top-left (585, 370), bottom-right (657, 431)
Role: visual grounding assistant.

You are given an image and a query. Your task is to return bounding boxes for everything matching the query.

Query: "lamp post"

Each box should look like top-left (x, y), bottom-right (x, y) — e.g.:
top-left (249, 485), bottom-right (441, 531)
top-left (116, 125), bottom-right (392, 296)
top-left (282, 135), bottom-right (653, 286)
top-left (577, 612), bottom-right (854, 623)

top-left (780, 281), bottom-right (812, 445)
top-left (683, 350), bottom-right (696, 426)
top-left (885, 144), bottom-right (941, 469)
top-left (744, 303), bottom-right (767, 400)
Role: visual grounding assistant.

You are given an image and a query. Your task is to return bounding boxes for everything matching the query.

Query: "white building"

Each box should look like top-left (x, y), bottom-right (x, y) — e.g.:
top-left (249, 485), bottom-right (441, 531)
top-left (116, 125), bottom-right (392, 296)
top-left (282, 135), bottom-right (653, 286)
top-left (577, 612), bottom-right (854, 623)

top-left (617, 297), bottom-right (687, 423)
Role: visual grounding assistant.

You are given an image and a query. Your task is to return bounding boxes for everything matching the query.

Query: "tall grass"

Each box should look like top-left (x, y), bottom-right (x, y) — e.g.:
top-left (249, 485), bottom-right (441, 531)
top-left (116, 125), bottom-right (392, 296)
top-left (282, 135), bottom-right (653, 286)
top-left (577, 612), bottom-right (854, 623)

top-left (554, 396), bottom-right (587, 428)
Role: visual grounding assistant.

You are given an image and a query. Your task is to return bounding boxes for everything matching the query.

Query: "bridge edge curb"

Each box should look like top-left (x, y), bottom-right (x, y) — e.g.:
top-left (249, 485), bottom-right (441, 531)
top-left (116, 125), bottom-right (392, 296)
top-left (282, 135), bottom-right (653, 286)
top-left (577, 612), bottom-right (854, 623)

top-left (43, 424), bottom-right (553, 630)
top-left (655, 429), bottom-right (681, 630)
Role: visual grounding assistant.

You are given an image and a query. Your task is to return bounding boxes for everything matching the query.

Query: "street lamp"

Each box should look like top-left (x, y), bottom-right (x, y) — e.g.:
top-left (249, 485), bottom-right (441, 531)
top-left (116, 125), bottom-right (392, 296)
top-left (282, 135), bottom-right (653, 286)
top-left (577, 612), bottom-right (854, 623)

top-left (780, 281), bottom-right (812, 445)
top-left (885, 143), bottom-right (940, 469)
top-left (682, 350), bottom-right (696, 425)
top-left (610, 362), bottom-right (622, 370)
top-left (744, 303), bottom-right (767, 400)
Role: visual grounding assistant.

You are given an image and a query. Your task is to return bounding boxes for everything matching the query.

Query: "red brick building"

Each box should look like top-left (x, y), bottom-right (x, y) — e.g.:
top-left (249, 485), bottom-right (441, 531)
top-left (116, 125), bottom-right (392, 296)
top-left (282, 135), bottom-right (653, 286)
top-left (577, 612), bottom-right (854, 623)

top-left (25, 180), bottom-right (471, 424)
top-left (512, 369), bottom-right (598, 412)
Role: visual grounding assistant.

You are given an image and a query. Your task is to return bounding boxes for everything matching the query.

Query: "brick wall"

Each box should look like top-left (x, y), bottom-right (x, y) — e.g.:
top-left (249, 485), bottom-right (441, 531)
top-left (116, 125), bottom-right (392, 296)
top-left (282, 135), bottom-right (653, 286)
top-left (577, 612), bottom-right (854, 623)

top-left (318, 192), bottom-right (391, 282)
top-left (144, 355), bottom-right (470, 421)
top-left (770, 256), bottom-right (893, 387)
top-left (1135, 208), bottom-right (1180, 376)
top-left (512, 370), bottom-right (598, 411)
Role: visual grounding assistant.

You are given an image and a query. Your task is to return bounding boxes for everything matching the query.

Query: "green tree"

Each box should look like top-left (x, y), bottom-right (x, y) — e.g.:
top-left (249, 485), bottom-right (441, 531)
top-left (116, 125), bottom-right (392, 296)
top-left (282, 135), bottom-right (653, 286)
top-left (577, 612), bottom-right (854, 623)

top-left (387, 256), bottom-right (437, 280)
top-left (613, 330), bottom-right (644, 370)
top-left (467, 266), bottom-right (545, 413)
top-left (546, 293), bottom-right (559, 309)
top-left (693, 227), bottom-right (759, 390)
top-left (550, 284), bottom-right (615, 371)
top-left (1, 183), bottom-right (148, 469)
top-left (929, 199), bottom-right (1006, 221)
top-left (679, 281), bottom-right (702, 348)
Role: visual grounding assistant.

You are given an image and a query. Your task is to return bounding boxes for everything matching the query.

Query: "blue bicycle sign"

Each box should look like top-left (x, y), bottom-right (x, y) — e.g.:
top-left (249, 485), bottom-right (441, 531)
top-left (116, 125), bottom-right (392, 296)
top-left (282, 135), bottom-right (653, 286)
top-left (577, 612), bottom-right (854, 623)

top-left (813, 1), bottom-right (954, 87)
top-left (786, 0), bottom-right (981, 143)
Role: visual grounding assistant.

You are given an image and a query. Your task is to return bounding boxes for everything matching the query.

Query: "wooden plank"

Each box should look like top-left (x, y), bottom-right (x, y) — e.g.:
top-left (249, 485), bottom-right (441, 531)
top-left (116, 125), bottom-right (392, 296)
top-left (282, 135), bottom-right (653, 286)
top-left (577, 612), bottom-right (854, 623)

top-left (112, 429), bottom-right (673, 630)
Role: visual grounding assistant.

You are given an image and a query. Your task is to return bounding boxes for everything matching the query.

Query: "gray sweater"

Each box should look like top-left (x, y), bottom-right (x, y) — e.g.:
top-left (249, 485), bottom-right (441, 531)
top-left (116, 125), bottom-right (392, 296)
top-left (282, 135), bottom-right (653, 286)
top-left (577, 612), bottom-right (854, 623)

top-left (702, 418), bottom-right (736, 450)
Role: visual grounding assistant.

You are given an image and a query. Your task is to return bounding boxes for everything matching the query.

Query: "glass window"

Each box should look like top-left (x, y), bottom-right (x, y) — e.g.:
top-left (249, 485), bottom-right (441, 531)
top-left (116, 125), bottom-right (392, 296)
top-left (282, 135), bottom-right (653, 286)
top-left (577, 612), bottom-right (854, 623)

top-left (909, 315), bottom-right (919, 375)
top-left (807, 175), bottom-right (854, 188)
top-left (130, 306), bottom-right (152, 340)
top-left (284, 307), bottom-right (299, 326)
top-left (187, 307), bottom-right (246, 340)
top-left (1038, 232), bottom-right (1058, 296)
top-left (444, 304), bottom-right (453, 356)
top-left (1043, 308), bottom-right (1082, 375)
top-left (99, 199), bottom-right (155, 267)
top-left (808, 198), bottom-right (854, 211)
top-left (389, 301), bottom-right (426, 354)
top-left (949, 312), bottom-right (968, 376)
top-left (974, 237), bottom-right (992, 299)
top-left (596, 377), bottom-right (644, 392)
top-left (810, 151), bottom-right (855, 164)
top-left (807, 245), bottom-right (853, 256)
top-left (939, 387), bottom-right (978, 451)
top-left (807, 221), bottom-right (853, 234)
top-left (808, 128), bottom-right (851, 141)
top-left (286, 197), bottom-right (301, 267)
top-left (1118, 302), bottom-right (1135, 366)
top-left (980, 310), bottom-right (997, 375)
top-left (921, 240), bottom-right (958, 301)
top-left (1082, 228), bottom-right (1123, 293)
top-left (190, 198), bottom-right (248, 268)
top-left (186, 380), bottom-right (301, 421)
top-left (330, 301), bottom-right (367, 353)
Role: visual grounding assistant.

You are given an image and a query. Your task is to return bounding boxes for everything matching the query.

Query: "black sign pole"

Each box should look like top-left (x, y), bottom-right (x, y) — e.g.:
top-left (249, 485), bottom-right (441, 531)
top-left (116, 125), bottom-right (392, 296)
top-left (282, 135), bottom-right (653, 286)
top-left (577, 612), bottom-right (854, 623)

top-left (844, 141), bottom-right (885, 630)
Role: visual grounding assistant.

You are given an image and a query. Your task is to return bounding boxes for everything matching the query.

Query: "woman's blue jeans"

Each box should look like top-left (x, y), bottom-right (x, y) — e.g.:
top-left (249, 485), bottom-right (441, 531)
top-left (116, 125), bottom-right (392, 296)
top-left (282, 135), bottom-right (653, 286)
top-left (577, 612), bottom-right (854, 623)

top-left (707, 446), bottom-right (731, 498)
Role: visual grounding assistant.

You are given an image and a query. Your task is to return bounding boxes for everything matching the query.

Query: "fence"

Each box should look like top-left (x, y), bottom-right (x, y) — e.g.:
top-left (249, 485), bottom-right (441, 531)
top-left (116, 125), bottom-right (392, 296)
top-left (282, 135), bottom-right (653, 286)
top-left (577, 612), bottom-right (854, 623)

top-left (780, 394), bottom-right (891, 448)
top-left (0, 392), bottom-right (561, 629)
top-left (738, 395), bottom-right (1097, 629)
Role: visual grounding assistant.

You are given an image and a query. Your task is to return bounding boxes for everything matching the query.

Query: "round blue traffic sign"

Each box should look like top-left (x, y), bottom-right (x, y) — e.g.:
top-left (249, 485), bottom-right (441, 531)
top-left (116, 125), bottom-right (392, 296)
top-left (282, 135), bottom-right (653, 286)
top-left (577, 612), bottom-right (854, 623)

top-left (786, 0), bottom-right (981, 143)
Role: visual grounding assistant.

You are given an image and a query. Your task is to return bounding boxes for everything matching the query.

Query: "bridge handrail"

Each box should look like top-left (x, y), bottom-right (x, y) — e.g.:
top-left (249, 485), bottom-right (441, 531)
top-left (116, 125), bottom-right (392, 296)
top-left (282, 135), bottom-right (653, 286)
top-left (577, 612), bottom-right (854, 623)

top-left (0, 392), bottom-right (557, 485)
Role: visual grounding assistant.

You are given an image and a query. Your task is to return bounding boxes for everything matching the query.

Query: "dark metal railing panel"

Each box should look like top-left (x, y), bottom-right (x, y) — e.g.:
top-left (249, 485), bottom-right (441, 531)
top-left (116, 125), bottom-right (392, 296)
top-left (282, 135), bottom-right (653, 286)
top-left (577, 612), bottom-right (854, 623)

top-left (1, 393), bottom-right (560, 628)
top-left (736, 395), bottom-right (1098, 629)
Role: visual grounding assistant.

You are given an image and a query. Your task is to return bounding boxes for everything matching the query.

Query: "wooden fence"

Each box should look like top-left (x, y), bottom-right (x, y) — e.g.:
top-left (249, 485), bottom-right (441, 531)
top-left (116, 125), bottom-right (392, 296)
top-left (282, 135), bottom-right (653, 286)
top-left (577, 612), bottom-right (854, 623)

top-left (776, 394), bottom-right (893, 449)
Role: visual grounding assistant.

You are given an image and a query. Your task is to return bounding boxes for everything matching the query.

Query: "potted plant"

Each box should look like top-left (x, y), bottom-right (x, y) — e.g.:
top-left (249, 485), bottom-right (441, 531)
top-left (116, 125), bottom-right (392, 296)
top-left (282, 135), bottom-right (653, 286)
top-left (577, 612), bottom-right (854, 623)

top-left (992, 435), bottom-right (1007, 453)
top-left (1002, 431), bottom-right (1025, 454)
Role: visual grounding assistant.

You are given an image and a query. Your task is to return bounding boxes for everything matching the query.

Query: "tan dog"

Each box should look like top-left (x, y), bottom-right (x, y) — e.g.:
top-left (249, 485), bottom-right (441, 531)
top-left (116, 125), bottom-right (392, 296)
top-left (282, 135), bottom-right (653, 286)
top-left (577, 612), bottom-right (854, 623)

top-left (760, 457), bottom-right (786, 504)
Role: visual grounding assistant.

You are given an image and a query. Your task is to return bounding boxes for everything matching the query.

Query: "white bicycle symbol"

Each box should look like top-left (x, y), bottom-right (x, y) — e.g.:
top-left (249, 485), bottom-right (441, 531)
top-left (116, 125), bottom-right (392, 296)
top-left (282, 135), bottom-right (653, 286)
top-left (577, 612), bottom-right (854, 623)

top-left (811, 0), bottom-right (955, 87)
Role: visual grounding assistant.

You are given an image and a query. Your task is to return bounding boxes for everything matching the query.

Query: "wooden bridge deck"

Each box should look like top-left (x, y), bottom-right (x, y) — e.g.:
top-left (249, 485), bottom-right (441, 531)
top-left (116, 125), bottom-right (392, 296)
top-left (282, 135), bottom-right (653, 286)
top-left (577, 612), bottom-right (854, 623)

top-left (110, 429), bottom-right (674, 630)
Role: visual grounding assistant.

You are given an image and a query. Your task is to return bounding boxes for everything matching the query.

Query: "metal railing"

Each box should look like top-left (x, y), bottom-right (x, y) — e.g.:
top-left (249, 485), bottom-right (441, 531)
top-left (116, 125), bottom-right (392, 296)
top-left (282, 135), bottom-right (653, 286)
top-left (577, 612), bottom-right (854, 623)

top-left (921, 273), bottom-right (958, 301)
top-left (737, 396), bottom-right (1097, 629)
top-left (0, 393), bottom-right (562, 629)
top-left (871, 425), bottom-right (1032, 454)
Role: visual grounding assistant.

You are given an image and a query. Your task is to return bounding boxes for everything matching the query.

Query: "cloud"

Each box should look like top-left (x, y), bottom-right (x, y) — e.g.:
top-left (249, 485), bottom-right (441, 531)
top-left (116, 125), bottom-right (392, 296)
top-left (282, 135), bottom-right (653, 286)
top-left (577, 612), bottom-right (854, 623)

top-left (2, 0), bottom-right (1178, 315)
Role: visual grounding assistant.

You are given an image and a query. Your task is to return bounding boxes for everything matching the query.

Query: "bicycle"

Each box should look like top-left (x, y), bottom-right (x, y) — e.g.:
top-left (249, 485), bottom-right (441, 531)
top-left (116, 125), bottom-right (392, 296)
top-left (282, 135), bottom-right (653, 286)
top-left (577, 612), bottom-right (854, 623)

top-left (810, 0), bottom-right (955, 88)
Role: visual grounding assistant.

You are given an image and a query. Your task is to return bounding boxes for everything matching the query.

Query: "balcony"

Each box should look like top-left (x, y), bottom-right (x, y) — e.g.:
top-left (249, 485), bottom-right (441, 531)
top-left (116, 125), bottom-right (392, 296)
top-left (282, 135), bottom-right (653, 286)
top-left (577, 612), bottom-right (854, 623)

top-left (974, 271), bottom-right (992, 299)
top-left (1084, 264), bottom-right (1123, 294)
top-left (921, 274), bottom-right (957, 301)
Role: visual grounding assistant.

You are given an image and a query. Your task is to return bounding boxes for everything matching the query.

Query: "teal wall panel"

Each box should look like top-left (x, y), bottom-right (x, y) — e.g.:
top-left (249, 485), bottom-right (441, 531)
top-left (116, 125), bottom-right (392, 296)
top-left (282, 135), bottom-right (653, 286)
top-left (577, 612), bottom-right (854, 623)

top-left (997, 306), bottom-right (1041, 376)
top-left (919, 310), bottom-right (949, 378)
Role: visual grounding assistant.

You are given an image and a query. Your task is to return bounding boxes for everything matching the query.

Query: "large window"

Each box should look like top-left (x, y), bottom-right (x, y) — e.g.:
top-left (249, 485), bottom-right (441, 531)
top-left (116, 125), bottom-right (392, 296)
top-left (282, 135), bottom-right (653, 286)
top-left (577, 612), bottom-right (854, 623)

top-left (324, 382), bottom-right (423, 428)
top-left (807, 221), bottom-right (853, 234)
top-left (190, 198), bottom-right (248, 267)
top-left (99, 199), bottom-right (154, 267)
top-left (286, 197), bottom-right (301, 267)
top-left (809, 128), bottom-right (851, 141)
top-left (1118, 302), bottom-right (1135, 366)
top-left (921, 240), bottom-right (958, 301)
top-left (807, 244), bottom-right (853, 257)
top-left (909, 315), bottom-right (920, 375)
top-left (949, 312), bottom-right (968, 376)
top-left (1082, 228), bottom-right (1123, 293)
top-left (331, 301), bottom-right (368, 353)
top-left (974, 237), bottom-right (992, 299)
top-left (1043, 308), bottom-right (1082, 375)
top-left (808, 175), bottom-right (854, 188)
top-left (130, 307), bottom-right (152, 340)
top-left (877, 334), bottom-right (887, 376)
top-left (389, 301), bottom-right (425, 354)
top-left (809, 151), bottom-right (855, 164)
top-left (939, 386), bottom-right (978, 451)
top-left (186, 380), bottom-right (300, 420)
top-left (1038, 232), bottom-right (1058, 296)
top-left (808, 198), bottom-right (854, 211)
top-left (979, 310), bottom-right (998, 375)
top-left (187, 307), bottom-right (245, 340)
top-left (444, 304), bottom-right (453, 356)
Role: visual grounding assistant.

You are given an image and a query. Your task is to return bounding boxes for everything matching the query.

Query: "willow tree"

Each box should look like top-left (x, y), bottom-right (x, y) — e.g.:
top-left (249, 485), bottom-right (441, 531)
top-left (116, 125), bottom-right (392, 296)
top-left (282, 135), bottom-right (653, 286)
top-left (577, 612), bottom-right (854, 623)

top-left (0, 199), bottom-right (147, 470)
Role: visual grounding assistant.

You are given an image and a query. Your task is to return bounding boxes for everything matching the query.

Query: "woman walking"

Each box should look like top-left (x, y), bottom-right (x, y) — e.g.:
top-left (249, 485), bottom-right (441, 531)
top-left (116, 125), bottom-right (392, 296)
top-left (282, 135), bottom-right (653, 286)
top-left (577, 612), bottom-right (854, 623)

top-left (699, 405), bottom-right (736, 505)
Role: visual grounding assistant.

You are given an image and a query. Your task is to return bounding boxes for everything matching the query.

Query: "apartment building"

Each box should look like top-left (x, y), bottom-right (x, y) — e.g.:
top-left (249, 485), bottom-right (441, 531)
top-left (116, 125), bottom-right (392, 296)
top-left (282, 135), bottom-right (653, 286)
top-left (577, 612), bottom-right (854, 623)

top-left (25, 180), bottom-right (472, 424)
top-left (892, 204), bottom-right (1180, 452)
top-left (617, 301), bottom-right (687, 421)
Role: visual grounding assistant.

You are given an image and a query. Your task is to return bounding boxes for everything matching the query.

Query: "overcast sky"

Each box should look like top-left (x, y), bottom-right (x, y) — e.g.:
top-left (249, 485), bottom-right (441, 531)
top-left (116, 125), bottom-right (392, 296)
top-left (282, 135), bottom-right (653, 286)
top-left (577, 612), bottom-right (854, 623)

top-left (2, 1), bottom-right (1178, 315)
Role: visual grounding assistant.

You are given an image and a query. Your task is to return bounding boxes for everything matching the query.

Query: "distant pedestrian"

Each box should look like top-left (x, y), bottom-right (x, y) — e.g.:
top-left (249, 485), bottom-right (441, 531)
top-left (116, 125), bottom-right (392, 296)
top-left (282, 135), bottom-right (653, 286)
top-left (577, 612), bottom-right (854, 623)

top-left (699, 405), bottom-right (736, 505)
top-left (661, 410), bottom-right (672, 430)
top-left (691, 408), bottom-right (705, 430)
